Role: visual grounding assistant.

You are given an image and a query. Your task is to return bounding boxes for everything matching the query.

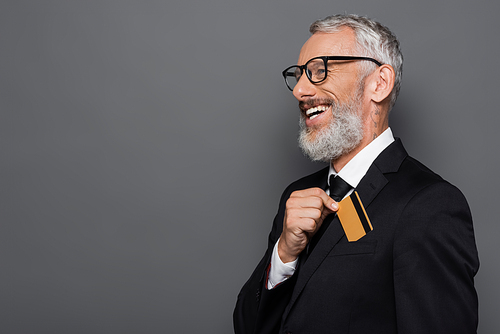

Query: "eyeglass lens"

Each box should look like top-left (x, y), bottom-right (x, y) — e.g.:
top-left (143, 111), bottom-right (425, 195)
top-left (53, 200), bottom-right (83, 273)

top-left (284, 58), bottom-right (327, 90)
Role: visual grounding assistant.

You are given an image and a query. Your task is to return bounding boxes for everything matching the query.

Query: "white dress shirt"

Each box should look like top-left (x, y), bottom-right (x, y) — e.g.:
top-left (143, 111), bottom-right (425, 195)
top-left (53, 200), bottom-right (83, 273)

top-left (267, 128), bottom-right (395, 289)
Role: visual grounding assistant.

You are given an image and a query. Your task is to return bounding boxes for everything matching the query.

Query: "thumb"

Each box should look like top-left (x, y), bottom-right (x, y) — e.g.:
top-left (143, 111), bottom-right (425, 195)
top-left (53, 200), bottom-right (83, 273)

top-left (322, 194), bottom-right (339, 213)
top-left (320, 196), bottom-right (339, 222)
top-left (328, 198), bottom-right (339, 212)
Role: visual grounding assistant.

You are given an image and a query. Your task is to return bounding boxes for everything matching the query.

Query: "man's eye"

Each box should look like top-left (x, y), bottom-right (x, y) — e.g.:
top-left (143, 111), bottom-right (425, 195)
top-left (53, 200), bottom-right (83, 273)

top-left (310, 68), bottom-right (325, 80)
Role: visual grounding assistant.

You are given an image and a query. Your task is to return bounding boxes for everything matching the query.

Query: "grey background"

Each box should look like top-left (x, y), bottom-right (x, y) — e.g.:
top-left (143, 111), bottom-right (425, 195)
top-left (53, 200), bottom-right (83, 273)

top-left (2, 0), bottom-right (499, 333)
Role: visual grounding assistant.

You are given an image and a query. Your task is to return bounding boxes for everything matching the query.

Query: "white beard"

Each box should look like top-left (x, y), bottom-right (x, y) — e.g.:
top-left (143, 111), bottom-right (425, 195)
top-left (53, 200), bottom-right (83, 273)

top-left (298, 97), bottom-right (364, 163)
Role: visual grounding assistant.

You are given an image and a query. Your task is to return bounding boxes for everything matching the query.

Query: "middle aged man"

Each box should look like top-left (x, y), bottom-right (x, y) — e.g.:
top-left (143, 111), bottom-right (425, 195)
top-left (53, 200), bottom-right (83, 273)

top-left (234, 14), bottom-right (479, 334)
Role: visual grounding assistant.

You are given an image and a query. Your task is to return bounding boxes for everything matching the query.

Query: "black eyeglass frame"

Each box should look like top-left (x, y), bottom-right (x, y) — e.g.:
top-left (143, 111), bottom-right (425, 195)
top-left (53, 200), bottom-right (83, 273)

top-left (282, 56), bottom-right (383, 91)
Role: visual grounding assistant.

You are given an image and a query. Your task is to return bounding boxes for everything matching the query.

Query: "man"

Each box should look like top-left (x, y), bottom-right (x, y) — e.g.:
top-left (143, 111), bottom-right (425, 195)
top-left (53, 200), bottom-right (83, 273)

top-left (234, 14), bottom-right (479, 334)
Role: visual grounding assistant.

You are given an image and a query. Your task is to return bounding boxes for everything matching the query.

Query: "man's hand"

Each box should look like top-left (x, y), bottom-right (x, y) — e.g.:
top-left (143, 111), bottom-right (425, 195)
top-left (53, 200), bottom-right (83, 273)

top-left (277, 187), bottom-right (339, 263)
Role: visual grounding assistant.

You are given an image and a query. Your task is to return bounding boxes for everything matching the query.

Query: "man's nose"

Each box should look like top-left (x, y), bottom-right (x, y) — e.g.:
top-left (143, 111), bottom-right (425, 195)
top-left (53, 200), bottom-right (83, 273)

top-left (292, 75), bottom-right (316, 101)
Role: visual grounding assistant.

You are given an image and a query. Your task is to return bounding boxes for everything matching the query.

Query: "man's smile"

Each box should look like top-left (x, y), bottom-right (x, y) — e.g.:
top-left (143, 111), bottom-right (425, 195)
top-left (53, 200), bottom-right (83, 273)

top-left (299, 99), bottom-right (335, 124)
top-left (305, 105), bottom-right (329, 120)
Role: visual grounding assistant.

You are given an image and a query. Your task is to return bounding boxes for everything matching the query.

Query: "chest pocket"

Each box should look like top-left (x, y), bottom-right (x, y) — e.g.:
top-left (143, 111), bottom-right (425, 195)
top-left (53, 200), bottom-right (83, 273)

top-left (329, 240), bottom-right (377, 256)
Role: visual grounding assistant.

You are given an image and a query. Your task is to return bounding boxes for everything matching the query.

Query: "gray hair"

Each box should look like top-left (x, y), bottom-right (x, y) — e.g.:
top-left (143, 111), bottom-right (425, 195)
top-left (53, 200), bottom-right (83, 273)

top-left (310, 14), bottom-right (403, 111)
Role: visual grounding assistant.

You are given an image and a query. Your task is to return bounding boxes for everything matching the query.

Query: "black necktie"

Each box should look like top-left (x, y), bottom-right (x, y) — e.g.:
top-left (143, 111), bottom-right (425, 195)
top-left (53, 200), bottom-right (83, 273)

top-left (328, 174), bottom-right (352, 202)
top-left (306, 175), bottom-right (352, 256)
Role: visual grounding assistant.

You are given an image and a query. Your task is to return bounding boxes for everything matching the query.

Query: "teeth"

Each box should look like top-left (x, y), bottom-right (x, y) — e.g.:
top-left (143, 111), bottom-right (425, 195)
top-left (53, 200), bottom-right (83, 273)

top-left (310, 114), bottom-right (319, 120)
top-left (306, 105), bottom-right (328, 117)
top-left (306, 107), bottom-right (317, 116)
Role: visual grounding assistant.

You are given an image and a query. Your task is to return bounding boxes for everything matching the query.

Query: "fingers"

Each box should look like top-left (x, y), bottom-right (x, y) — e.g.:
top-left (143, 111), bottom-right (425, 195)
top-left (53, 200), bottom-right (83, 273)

top-left (279, 187), bottom-right (340, 262)
top-left (286, 188), bottom-right (339, 231)
top-left (286, 208), bottom-right (321, 233)
top-left (289, 187), bottom-right (339, 212)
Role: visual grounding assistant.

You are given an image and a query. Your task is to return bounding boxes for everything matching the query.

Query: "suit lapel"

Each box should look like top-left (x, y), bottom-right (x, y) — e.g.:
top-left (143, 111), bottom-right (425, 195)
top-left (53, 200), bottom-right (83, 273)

top-left (355, 164), bottom-right (388, 209)
top-left (356, 138), bottom-right (408, 209)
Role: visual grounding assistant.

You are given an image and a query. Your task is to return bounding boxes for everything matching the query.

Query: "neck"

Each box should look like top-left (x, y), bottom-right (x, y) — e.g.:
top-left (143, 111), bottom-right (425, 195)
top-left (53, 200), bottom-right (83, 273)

top-left (332, 124), bottom-right (388, 172)
top-left (331, 146), bottom-right (363, 172)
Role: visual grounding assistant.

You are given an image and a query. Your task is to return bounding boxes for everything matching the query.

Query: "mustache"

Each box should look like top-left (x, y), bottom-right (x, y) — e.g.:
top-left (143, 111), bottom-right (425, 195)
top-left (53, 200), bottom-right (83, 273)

top-left (299, 98), bottom-right (336, 112)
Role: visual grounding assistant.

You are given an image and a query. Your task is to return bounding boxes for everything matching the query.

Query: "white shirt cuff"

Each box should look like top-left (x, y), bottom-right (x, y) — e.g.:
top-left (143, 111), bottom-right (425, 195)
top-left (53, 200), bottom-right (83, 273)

top-left (267, 239), bottom-right (298, 289)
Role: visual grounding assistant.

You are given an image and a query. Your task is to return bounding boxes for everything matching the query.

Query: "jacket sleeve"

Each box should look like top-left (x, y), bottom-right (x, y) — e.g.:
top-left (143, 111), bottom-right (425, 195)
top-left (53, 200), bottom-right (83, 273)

top-left (233, 185), bottom-right (297, 334)
top-left (393, 181), bottom-right (479, 333)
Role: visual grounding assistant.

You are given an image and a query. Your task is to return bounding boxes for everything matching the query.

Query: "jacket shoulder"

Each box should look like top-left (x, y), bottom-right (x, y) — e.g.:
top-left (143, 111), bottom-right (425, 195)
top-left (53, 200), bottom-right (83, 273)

top-left (393, 155), bottom-right (448, 190)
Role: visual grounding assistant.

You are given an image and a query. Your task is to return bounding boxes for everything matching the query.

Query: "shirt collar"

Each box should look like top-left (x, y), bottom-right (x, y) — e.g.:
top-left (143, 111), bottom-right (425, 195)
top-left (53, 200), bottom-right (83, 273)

top-left (328, 127), bottom-right (395, 189)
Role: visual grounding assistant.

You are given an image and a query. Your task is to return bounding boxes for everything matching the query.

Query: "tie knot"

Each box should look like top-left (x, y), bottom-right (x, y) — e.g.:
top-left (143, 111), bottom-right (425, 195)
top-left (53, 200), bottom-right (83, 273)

top-left (329, 175), bottom-right (351, 202)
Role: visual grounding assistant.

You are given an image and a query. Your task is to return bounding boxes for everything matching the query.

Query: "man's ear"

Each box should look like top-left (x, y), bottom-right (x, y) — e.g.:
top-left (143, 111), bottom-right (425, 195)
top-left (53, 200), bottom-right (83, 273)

top-left (369, 64), bottom-right (395, 103)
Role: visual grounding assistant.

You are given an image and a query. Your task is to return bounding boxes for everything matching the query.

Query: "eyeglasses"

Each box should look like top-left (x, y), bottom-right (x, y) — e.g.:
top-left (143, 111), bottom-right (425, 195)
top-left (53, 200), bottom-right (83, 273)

top-left (282, 56), bottom-right (383, 91)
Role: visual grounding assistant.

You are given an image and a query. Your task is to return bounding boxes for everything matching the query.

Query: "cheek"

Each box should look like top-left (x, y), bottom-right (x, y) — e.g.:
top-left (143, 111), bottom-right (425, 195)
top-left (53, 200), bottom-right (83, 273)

top-left (321, 77), bottom-right (358, 102)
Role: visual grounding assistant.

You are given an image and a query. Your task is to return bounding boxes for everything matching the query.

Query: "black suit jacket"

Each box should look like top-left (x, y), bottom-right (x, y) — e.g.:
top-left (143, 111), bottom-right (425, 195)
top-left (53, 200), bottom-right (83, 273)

top-left (234, 139), bottom-right (479, 334)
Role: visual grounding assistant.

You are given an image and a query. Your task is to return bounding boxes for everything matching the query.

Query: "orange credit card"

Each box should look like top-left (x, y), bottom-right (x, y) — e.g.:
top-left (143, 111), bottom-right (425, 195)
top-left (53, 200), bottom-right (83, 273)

top-left (337, 191), bottom-right (373, 242)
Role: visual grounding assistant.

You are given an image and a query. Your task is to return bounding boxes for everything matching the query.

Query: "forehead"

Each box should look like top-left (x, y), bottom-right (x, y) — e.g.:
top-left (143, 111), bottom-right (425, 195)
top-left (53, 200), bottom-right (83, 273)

top-left (298, 28), bottom-right (357, 65)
